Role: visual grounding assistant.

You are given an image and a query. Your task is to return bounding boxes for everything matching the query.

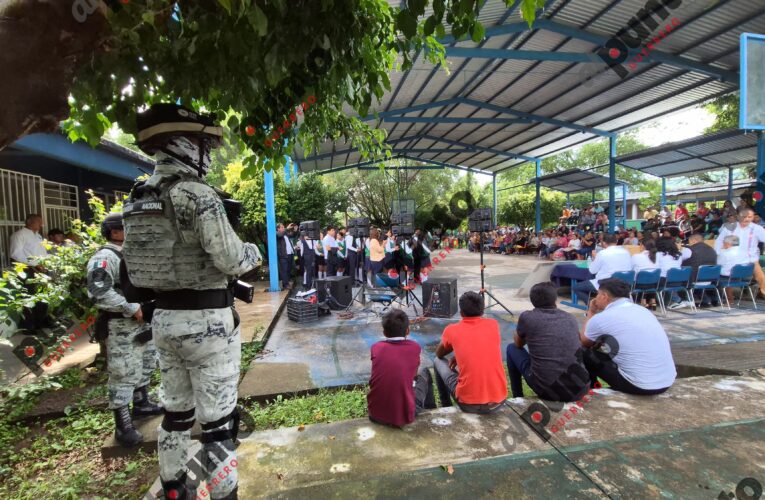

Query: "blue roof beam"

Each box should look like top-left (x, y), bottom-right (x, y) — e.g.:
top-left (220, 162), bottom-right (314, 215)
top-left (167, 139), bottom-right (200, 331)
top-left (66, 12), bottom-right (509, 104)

top-left (383, 116), bottom-right (531, 125)
top-left (392, 148), bottom-right (477, 154)
top-left (458, 98), bottom-right (613, 137)
top-left (301, 135), bottom-right (422, 161)
top-left (446, 47), bottom-right (600, 63)
top-left (359, 99), bottom-right (463, 122)
top-left (420, 134), bottom-right (539, 163)
top-left (536, 20), bottom-right (739, 84)
top-left (397, 155), bottom-right (494, 176)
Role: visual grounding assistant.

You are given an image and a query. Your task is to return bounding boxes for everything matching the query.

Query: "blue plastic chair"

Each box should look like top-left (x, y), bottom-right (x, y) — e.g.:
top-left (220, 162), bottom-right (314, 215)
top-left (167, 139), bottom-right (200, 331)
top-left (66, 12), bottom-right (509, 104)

top-left (720, 263), bottom-right (757, 310)
top-left (658, 266), bottom-right (693, 315)
top-left (631, 268), bottom-right (661, 305)
top-left (364, 273), bottom-right (402, 312)
top-left (610, 270), bottom-right (636, 288)
top-left (690, 265), bottom-right (724, 313)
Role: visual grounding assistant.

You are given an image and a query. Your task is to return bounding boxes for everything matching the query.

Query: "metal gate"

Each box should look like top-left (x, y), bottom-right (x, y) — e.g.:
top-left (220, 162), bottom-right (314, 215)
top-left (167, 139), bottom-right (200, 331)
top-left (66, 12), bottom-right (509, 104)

top-left (0, 169), bottom-right (79, 270)
top-left (43, 180), bottom-right (80, 235)
top-left (0, 169), bottom-right (43, 270)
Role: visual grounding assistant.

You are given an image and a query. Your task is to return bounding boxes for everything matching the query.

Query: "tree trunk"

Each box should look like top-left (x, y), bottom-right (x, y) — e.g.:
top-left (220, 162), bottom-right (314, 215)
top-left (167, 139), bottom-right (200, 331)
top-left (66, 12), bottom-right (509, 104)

top-left (0, 0), bottom-right (108, 150)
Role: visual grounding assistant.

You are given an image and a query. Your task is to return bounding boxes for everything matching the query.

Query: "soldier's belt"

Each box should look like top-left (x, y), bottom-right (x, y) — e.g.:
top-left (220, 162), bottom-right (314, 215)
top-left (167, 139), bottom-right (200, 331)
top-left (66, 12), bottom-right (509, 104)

top-left (155, 288), bottom-right (234, 310)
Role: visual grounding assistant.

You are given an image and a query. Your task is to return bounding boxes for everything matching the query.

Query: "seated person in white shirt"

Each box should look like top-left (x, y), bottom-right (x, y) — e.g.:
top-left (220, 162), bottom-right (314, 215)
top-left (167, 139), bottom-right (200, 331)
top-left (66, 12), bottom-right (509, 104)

top-left (563, 234), bottom-right (581, 260)
top-left (717, 234), bottom-right (748, 304)
top-left (580, 278), bottom-right (676, 395)
top-left (10, 213), bottom-right (48, 267)
top-left (716, 207), bottom-right (765, 299)
top-left (9, 213), bottom-right (52, 333)
top-left (572, 233), bottom-right (632, 304)
top-left (631, 238), bottom-right (660, 309)
top-left (655, 236), bottom-right (693, 309)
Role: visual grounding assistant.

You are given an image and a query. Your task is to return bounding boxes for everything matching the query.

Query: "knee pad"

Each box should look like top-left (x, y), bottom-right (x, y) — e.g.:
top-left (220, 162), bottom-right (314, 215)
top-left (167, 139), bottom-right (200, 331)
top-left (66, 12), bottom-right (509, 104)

top-left (161, 408), bottom-right (196, 432)
top-left (200, 407), bottom-right (239, 444)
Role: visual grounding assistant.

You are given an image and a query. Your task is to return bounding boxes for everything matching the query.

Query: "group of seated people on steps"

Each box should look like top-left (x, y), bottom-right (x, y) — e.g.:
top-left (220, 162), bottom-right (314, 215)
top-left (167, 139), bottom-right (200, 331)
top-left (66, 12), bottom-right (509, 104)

top-left (366, 282), bottom-right (676, 427)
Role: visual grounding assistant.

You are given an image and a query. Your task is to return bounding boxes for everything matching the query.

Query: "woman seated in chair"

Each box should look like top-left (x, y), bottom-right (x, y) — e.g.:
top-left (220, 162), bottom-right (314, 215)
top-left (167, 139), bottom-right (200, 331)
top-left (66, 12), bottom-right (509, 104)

top-left (513, 232), bottom-right (528, 254)
top-left (717, 234), bottom-right (748, 305)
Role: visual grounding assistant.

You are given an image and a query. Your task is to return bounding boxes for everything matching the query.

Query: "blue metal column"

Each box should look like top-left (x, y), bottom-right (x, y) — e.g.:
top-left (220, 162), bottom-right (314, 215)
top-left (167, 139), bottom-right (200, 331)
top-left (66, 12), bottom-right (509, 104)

top-left (492, 173), bottom-right (498, 227)
top-left (591, 189), bottom-right (595, 203)
top-left (622, 184), bottom-right (627, 230)
top-left (566, 193), bottom-right (570, 208)
top-left (661, 178), bottom-right (667, 208)
top-left (264, 167), bottom-right (280, 292)
top-left (757, 132), bottom-right (765, 219)
top-left (727, 167), bottom-right (734, 201)
top-left (293, 160), bottom-right (299, 182)
top-left (535, 159), bottom-right (542, 232)
top-left (608, 135), bottom-right (617, 233)
top-left (284, 156), bottom-right (292, 184)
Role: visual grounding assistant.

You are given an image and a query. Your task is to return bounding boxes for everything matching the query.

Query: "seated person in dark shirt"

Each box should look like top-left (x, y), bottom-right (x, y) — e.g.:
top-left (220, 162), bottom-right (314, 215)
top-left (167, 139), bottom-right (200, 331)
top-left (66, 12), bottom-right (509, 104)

top-left (367, 309), bottom-right (435, 427)
top-left (507, 282), bottom-right (589, 402)
top-left (434, 291), bottom-right (508, 413)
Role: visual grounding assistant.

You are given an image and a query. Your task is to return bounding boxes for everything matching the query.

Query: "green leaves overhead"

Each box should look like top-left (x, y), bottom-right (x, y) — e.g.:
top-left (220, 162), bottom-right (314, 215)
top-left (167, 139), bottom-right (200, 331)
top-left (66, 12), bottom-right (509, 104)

top-left (63, 0), bottom-right (542, 175)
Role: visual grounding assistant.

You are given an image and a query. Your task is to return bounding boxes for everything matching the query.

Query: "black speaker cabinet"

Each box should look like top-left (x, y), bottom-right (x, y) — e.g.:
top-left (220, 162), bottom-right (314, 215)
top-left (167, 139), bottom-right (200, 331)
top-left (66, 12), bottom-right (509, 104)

top-left (315, 275), bottom-right (354, 310)
top-left (422, 278), bottom-right (458, 317)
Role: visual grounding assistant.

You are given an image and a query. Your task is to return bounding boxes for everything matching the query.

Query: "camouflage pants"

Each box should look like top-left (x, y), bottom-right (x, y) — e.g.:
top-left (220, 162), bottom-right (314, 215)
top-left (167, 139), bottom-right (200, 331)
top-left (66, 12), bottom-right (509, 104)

top-left (106, 318), bottom-right (157, 409)
top-left (153, 306), bottom-right (241, 498)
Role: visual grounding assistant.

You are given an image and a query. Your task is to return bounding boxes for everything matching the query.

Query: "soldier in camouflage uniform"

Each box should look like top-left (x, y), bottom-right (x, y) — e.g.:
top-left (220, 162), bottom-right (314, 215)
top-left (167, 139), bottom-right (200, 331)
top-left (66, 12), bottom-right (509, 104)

top-left (122, 104), bottom-right (261, 500)
top-left (86, 213), bottom-right (162, 447)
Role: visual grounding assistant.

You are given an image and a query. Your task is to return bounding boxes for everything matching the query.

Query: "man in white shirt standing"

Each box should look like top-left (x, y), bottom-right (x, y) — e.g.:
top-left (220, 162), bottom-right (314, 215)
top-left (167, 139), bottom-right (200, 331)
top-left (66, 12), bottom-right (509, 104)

top-left (580, 278), bottom-right (676, 395)
top-left (573, 233), bottom-right (632, 305)
top-left (10, 213), bottom-right (48, 266)
top-left (322, 226), bottom-right (339, 277)
top-left (715, 207), bottom-right (765, 299)
top-left (9, 213), bottom-right (51, 334)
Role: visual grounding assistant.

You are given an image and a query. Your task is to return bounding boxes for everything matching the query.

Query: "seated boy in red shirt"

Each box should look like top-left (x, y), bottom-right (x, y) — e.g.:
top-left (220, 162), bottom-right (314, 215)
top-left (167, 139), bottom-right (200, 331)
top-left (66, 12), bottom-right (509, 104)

top-left (434, 291), bottom-right (508, 413)
top-left (367, 309), bottom-right (436, 427)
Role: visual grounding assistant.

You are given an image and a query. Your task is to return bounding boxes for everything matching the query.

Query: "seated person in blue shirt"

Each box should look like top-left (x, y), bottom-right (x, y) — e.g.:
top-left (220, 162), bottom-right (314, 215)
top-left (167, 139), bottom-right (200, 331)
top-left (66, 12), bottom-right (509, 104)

top-left (507, 282), bottom-right (589, 402)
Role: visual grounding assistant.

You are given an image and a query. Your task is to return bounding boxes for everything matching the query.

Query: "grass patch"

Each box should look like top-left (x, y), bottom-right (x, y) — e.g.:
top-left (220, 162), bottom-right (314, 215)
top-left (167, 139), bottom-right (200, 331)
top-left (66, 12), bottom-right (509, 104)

top-left (241, 340), bottom-right (265, 373)
top-left (242, 388), bottom-right (368, 431)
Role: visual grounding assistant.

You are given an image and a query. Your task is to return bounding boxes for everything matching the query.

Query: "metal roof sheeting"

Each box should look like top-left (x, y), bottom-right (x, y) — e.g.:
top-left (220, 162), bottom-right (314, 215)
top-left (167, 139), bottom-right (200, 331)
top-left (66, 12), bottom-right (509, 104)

top-left (297, 0), bottom-right (761, 175)
top-left (615, 129), bottom-right (758, 178)
top-left (530, 167), bottom-right (625, 194)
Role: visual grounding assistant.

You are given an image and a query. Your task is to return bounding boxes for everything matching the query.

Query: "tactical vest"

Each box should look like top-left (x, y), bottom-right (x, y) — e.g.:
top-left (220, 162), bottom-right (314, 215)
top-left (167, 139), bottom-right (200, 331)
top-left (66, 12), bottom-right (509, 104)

top-left (122, 174), bottom-right (229, 291)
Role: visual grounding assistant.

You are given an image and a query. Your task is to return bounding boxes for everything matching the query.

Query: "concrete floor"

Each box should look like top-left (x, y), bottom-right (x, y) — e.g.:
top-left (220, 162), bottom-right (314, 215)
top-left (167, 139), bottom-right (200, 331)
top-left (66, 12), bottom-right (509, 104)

top-left (242, 249), bottom-right (765, 400)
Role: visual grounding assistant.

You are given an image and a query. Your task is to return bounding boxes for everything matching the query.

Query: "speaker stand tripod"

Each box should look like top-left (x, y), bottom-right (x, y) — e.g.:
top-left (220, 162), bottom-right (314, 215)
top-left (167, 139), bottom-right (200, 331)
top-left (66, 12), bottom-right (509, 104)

top-left (478, 232), bottom-right (514, 316)
top-left (346, 238), bottom-right (368, 310)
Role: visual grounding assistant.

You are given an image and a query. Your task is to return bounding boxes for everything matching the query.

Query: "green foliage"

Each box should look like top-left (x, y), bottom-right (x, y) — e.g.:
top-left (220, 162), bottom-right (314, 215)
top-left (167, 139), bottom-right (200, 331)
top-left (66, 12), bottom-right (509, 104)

top-left (241, 340), bottom-right (265, 373)
top-left (704, 93), bottom-right (739, 133)
top-left (0, 191), bottom-right (113, 331)
top-left (327, 160), bottom-right (460, 227)
top-left (60, 0), bottom-right (542, 176)
top-left (285, 172), bottom-right (347, 229)
top-left (498, 131), bottom-right (661, 209)
top-left (498, 190), bottom-right (564, 228)
top-left (242, 388), bottom-right (368, 431)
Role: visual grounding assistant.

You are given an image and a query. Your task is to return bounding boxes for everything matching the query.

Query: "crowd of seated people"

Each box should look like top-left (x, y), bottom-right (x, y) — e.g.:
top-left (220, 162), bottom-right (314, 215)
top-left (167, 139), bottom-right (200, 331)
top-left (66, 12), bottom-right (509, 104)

top-left (565, 206), bottom-right (765, 310)
top-left (367, 283), bottom-right (678, 429)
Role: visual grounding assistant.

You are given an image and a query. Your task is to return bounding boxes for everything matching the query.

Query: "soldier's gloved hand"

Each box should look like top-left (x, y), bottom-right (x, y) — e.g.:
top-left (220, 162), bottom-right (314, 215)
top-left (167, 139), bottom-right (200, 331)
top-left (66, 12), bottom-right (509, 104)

top-left (133, 308), bottom-right (144, 324)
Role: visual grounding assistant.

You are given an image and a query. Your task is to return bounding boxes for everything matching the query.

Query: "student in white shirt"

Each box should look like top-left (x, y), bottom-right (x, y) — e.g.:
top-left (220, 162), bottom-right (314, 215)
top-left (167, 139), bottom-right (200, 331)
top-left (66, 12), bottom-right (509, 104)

top-left (573, 233), bottom-right (632, 304)
top-left (631, 238), bottom-right (660, 273)
top-left (322, 227), bottom-right (339, 276)
top-left (9, 213), bottom-right (48, 266)
top-left (715, 207), bottom-right (765, 299)
top-left (655, 236), bottom-right (692, 280)
top-left (580, 278), bottom-right (676, 395)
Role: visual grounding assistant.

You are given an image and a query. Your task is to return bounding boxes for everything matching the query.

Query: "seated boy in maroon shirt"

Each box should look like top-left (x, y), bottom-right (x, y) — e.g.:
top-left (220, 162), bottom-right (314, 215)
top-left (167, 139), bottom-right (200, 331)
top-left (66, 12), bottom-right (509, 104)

top-left (367, 309), bottom-right (436, 427)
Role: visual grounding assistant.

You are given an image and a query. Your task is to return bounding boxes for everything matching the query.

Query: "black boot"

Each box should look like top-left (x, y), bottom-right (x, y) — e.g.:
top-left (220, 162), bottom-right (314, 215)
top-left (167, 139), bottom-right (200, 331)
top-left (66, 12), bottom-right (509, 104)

top-left (113, 406), bottom-right (143, 447)
top-left (162, 474), bottom-right (190, 500)
top-left (132, 385), bottom-right (163, 417)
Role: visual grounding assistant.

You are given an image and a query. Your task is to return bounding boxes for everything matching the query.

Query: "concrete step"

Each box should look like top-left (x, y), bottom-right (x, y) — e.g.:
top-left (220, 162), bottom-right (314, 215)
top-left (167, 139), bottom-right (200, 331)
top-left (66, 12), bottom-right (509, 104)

top-left (233, 374), bottom-right (765, 498)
